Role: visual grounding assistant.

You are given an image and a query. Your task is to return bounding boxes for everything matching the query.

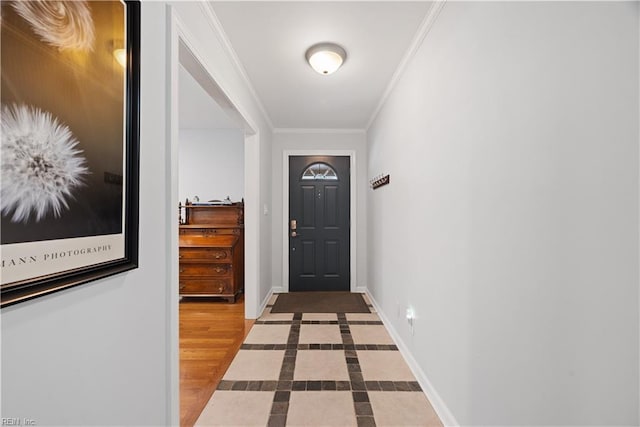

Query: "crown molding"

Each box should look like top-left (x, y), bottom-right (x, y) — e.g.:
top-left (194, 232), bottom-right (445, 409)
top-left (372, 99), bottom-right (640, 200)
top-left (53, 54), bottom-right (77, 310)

top-left (200, 2), bottom-right (275, 131)
top-left (273, 128), bottom-right (366, 135)
top-left (365, 0), bottom-right (447, 131)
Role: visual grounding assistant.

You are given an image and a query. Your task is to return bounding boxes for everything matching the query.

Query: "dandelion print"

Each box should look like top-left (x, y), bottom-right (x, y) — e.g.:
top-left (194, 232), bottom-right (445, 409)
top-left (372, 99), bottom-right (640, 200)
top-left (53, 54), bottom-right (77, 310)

top-left (11, 0), bottom-right (95, 52)
top-left (1, 104), bottom-right (89, 223)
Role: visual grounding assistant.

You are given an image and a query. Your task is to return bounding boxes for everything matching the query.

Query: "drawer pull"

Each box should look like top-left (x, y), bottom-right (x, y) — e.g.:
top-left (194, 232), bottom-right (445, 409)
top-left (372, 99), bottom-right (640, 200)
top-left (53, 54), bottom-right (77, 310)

top-left (179, 283), bottom-right (185, 291)
top-left (218, 286), bottom-right (224, 293)
top-left (179, 269), bottom-right (184, 273)
top-left (214, 267), bottom-right (224, 273)
top-left (179, 255), bottom-right (183, 259)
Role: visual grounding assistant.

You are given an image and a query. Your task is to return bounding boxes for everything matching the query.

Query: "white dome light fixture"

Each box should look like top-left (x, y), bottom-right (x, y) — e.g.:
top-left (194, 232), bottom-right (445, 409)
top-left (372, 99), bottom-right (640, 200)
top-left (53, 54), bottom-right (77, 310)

top-left (305, 42), bottom-right (346, 75)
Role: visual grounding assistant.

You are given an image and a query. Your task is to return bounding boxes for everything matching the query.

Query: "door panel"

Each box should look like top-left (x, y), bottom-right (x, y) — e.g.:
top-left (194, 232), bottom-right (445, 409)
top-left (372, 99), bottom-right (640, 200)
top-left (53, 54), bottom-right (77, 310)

top-left (324, 241), bottom-right (339, 277)
top-left (301, 186), bottom-right (316, 227)
top-left (324, 186), bottom-right (338, 227)
top-left (289, 156), bottom-right (350, 292)
top-left (301, 240), bottom-right (316, 276)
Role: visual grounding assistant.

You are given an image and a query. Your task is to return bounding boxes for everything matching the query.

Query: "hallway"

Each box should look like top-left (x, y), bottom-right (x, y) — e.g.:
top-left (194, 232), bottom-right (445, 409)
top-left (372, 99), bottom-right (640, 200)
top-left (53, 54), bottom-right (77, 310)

top-left (2, 3), bottom-right (637, 426)
top-left (193, 294), bottom-right (442, 426)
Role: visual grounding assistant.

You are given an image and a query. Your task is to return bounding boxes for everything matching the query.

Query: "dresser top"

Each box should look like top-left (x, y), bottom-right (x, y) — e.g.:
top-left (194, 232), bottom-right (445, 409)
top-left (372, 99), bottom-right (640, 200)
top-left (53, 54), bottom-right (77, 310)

top-left (179, 224), bottom-right (244, 229)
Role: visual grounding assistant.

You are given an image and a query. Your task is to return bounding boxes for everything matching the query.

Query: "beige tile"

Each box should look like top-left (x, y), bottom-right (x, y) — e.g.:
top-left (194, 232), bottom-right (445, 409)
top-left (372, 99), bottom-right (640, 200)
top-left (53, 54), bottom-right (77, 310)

top-left (345, 312), bottom-right (380, 322)
top-left (358, 351), bottom-right (416, 381)
top-left (298, 324), bottom-right (342, 344)
top-left (259, 308), bottom-right (294, 322)
top-left (244, 324), bottom-right (290, 344)
top-left (302, 313), bottom-right (337, 321)
top-left (369, 391), bottom-right (443, 426)
top-left (350, 325), bottom-right (395, 345)
top-left (294, 350), bottom-right (349, 380)
top-left (287, 391), bottom-right (356, 426)
top-left (195, 391), bottom-right (274, 426)
top-left (222, 350), bottom-right (284, 381)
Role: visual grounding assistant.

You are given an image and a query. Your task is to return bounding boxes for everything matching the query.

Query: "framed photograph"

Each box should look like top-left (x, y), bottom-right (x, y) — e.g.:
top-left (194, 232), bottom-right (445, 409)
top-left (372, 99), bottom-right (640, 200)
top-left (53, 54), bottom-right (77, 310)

top-left (1, 1), bottom-right (140, 307)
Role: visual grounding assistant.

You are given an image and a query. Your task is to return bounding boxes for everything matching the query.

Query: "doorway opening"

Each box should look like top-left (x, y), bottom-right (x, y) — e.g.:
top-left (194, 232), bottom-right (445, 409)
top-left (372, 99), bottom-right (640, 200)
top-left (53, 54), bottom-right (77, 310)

top-left (168, 12), bottom-right (261, 425)
top-left (171, 34), bottom-right (259, 316)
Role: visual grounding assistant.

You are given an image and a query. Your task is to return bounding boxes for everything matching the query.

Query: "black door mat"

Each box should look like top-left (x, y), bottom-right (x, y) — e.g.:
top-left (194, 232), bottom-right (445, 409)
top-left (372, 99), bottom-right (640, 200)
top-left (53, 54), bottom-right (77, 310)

top-left (270, 292), bottom-right (370, 313)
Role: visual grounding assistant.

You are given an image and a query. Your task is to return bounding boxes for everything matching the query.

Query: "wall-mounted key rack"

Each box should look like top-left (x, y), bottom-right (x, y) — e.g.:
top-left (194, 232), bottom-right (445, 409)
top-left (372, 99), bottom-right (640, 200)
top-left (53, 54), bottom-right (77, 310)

top-left (370, 174), bottom-right (390, 190)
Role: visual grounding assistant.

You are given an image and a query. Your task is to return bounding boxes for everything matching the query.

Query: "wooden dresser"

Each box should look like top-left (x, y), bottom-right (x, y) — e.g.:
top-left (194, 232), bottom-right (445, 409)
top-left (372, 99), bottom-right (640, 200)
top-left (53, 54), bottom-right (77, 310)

top-left (179, 203), bottom-right (244, 302)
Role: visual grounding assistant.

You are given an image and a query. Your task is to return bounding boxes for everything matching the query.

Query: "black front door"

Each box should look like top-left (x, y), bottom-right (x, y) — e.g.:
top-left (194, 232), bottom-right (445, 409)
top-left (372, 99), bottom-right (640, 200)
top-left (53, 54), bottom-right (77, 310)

top-left (289, 156), bottom-right (350, 292)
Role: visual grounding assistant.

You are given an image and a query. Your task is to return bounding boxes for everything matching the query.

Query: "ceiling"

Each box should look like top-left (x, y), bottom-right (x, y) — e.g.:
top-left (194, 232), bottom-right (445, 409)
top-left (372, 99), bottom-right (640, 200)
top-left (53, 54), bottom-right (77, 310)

top-left (209, 1), bottom-right (434, 130)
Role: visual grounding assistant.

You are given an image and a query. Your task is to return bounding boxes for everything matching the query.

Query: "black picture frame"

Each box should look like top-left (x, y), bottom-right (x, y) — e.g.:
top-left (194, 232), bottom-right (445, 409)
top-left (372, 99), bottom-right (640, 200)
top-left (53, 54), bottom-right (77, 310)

top-left (1, 1), bottom-right (140, 307)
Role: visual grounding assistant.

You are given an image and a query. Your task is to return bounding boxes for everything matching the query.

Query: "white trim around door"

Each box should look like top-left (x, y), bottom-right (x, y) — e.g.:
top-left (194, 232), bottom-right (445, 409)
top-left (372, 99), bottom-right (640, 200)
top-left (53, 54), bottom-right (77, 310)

top-left (282, 150), bottom-right (357, 293)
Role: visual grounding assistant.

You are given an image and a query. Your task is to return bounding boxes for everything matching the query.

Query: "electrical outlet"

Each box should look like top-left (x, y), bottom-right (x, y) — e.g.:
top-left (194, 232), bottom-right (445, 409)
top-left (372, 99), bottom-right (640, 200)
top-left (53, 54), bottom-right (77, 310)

top-left (406, 307), bottom-right (415, 336)
top-left (405, 307), bottom-right (414, 325)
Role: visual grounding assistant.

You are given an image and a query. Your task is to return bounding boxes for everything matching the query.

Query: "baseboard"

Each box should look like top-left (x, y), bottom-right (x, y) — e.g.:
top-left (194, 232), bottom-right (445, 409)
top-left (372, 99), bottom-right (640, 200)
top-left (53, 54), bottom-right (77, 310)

top-left (354, 286), bottom-right (367, 293)
top-left (257, 289), bottom-right (274, 317)
top-left (365, 290), bottom-right (460, 427)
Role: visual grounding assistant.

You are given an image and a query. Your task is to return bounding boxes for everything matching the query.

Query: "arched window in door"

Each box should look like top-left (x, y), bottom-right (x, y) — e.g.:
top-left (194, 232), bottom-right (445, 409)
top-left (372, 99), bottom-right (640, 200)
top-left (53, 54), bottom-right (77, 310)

top-left (301, 163), bottom-right (338, 180)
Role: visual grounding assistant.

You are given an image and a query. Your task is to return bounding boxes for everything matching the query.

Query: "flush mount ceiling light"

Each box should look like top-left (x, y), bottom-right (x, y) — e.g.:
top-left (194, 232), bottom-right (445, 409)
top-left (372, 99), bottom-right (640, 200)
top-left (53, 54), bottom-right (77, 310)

top-left (305, 42), bottom-right (346, 75)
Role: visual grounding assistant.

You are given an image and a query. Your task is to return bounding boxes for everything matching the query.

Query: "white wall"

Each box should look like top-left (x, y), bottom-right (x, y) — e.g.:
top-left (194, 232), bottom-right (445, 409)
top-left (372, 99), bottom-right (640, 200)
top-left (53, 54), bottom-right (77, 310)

top-left (179, 129), bottom-right (244, 203)
top-left (271, 131), bottom-right (367, 292)
top-left (1, 4), bottom-right (173, 425)
top-left (367, 2), bottom-right (639, 426)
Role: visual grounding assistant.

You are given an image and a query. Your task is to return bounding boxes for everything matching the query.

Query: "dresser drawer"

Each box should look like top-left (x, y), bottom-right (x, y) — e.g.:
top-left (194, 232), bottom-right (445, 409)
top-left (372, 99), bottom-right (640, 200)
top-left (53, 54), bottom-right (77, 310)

top-left (179, 248), bottom-right (231, 261)
top-left (180, 228), bottom-right (241, 236)
top-left (179, 278), bottom-right (232, 295)
top-left (179, 263), bottom-right (231, 277)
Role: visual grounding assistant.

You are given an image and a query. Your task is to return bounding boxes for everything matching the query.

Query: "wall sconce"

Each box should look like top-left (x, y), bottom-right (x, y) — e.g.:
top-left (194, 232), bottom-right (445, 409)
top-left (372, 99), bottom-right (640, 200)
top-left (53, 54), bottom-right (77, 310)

top-left (113, 48), bottom-right (126, 67)
top-left (109, 38), bottom-right (126, 67)
top-left (305, 42), bottom-right (346, 75)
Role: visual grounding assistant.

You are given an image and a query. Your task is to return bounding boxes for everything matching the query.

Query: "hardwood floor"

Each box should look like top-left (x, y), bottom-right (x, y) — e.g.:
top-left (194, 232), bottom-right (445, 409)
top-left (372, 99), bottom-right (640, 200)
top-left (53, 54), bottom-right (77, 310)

top-left (180, 295), bottom-right (254, 427)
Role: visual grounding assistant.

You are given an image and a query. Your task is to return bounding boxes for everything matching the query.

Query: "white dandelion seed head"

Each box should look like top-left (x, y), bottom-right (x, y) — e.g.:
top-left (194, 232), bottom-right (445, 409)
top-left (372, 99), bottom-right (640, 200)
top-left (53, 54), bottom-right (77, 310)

top-left (11, 0), bottom-right (95, 52)
top-left (1, 104), bottom-right (89, 223)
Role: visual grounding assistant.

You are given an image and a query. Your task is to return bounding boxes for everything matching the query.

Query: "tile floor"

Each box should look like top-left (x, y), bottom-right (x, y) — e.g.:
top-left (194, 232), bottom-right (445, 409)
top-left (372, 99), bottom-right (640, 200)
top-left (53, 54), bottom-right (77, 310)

top-left (195, 294), bottom-right (443, 427)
